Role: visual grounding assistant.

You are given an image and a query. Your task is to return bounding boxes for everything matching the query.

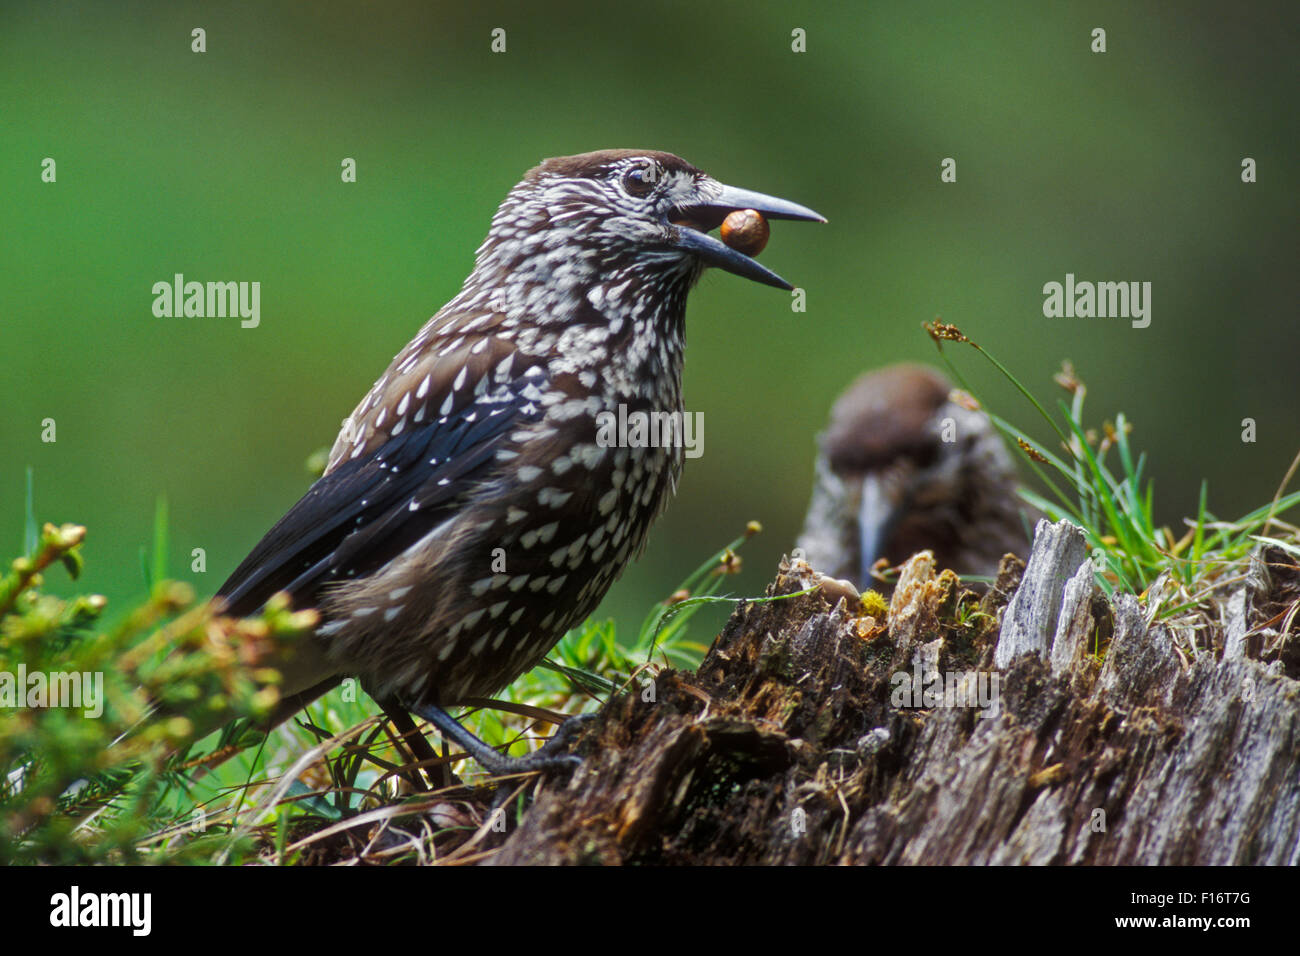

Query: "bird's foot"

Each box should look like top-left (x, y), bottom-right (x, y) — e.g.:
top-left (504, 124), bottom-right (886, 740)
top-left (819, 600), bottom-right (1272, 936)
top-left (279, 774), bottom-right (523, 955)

top-left (408, 703), bottom-right (594, 777)
top-left (525, 711), bottom-right (598, 767)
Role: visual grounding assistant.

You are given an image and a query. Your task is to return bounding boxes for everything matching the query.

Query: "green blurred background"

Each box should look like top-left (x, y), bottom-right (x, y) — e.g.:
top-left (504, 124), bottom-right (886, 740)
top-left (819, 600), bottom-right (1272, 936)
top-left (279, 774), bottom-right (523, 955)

top-left (2, 1), bottom-right (1295, 640)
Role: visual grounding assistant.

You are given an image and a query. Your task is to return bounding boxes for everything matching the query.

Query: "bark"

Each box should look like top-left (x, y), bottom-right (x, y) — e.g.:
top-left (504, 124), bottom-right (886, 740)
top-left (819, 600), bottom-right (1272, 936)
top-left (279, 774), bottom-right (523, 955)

top-left (493, 520), bottom-right (1300, 865)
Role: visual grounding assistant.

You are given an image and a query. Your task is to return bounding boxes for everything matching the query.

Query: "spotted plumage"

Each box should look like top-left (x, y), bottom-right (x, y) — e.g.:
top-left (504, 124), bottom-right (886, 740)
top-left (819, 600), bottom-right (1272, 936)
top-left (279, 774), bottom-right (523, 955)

top-left (216, 149), bottom-right (822, 770)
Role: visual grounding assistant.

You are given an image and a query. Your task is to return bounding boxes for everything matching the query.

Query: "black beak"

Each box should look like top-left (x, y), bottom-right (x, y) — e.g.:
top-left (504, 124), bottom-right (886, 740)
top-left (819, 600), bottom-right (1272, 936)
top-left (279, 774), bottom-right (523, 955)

top-left (671, 183), bottom-right (825, 290)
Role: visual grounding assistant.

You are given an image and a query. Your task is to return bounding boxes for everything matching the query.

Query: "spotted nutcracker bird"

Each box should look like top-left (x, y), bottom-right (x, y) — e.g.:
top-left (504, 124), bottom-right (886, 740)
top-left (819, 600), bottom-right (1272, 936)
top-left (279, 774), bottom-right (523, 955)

top-left (213, 149), bottom-right (823, 774)
top-left (796, 363), bottom-right (1027, 591)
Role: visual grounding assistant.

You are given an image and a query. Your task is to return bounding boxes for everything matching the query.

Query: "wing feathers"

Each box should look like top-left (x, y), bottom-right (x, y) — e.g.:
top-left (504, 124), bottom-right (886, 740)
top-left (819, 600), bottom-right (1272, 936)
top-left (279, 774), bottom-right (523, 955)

top-left (218, 332), bottom-right (543, 616)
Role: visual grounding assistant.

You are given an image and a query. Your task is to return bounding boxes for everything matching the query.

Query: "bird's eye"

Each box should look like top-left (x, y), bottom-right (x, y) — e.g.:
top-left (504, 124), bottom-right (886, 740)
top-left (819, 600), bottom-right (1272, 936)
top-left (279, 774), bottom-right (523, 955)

top-left (621, 164), bottom-right (657, 198)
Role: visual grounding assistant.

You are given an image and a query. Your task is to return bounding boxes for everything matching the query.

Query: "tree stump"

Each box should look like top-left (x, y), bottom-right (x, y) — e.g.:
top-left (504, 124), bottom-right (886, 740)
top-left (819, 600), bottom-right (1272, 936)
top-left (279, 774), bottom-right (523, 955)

top-left (493, 520), bottom-right (1300, 865)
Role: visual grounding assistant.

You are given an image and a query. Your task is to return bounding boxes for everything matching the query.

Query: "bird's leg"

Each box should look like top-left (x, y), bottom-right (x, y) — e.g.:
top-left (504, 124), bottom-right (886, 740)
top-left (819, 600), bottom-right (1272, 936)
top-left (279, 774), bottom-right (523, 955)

top-left (406, 702), bottom-right (593, 776)
top-left (379, 700), bottom-right (456, 790)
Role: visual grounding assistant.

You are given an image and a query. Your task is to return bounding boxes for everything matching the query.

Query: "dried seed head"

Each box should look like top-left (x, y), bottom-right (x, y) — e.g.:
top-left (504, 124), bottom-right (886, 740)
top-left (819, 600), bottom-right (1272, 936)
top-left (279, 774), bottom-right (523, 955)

top-left (1053, 360), bottom-right (1083, 395)
top-left (1017, 437), bottom-right (1048, 463)
top-left (924, 320), bottom-right (969, 344)
top-left (720, 209), bottom-right (770, 257)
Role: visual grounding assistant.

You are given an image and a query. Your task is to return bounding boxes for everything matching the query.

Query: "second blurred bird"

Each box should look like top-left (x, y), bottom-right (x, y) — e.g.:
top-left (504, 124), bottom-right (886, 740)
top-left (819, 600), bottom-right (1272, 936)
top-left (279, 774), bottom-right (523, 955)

top-left (797, 363), bottom-right (1029, 590)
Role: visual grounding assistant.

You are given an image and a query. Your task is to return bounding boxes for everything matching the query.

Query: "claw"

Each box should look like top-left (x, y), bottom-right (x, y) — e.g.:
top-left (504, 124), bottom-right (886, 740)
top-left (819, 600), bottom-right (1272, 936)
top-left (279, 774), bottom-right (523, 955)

top-left (405, 701), bottom-right (594, 777)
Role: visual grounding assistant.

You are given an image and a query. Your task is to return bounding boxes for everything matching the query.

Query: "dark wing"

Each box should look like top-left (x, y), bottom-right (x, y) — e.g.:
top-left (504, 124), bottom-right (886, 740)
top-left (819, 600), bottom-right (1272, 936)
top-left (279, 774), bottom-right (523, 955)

top-left (217, 331), bottom-right (543, 616)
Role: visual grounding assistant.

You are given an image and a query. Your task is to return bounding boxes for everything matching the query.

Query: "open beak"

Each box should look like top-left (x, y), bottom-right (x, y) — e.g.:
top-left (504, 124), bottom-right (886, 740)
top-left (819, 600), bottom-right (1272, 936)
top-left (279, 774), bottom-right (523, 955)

top-left (670, 183), bottom-right (825, 290)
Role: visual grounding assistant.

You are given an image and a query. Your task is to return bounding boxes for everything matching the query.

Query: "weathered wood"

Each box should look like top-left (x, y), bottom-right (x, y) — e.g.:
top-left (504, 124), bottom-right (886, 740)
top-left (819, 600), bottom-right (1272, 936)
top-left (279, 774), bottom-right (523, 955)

top-left (490, 525), bottom-right (1300, 865)
top-left (995, 519), bottom-right (1089, 669)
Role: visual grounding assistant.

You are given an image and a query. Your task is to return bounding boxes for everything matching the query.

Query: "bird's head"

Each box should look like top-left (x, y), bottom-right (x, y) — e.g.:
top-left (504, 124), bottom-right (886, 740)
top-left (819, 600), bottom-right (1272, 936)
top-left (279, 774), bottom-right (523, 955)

top-left (472, 149), bottom-right (824, 312)
top-left (800, 363), bottom-right (1028, 588)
